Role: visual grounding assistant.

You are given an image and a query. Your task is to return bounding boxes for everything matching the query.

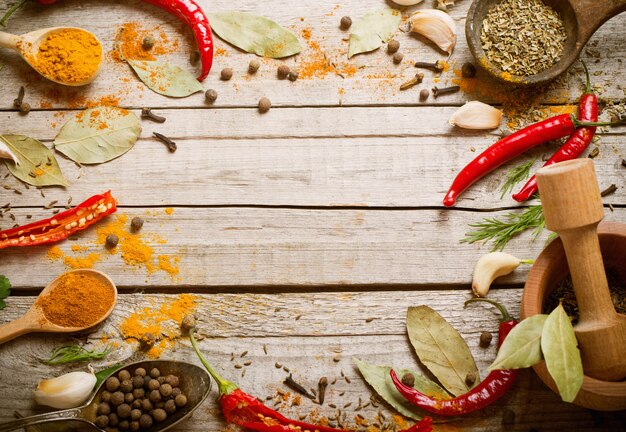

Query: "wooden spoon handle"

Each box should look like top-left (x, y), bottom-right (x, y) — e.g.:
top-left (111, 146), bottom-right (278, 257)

top-left (0, 314), bottom-right (36, 345)
top-left (572, 0), bottom-right (626, 45)
top-left (0, 31), bottom-right (20, 50)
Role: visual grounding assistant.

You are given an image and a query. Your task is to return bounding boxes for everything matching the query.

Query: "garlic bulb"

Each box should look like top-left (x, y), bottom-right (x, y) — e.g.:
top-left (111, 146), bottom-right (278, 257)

top-left (450, 101), bottom-right (503, 130)
top-left (409, 9), bottom-right (456, 54)
top-left (0, 140), bottom-right (19, 165)
top-left (34, 370), bottom-right (96, 409)
top-left (392, 0), bottom-right (424, 5)
top-left (472, 252), bottom-right (533, 297)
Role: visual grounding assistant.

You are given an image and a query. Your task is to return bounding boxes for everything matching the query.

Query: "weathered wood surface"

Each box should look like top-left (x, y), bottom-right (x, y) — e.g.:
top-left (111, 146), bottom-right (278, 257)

top-left (1, 291), bottom-right (625, 431)
top-left (0, 0), bottom-right (624, 111)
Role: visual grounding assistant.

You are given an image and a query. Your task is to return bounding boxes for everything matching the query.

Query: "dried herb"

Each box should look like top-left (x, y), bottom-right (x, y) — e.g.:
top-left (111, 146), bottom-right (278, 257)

top-left (500, 159), bottom-right (535, 199)
top-left (128, 60), bottom-right (203, 98)
top-left (208, 12), bottom-right (302, 58)
top-left (1, 135), bottom-right (68, 187)
top-left (406, 306), bottom-right (478, 396)
top-left (488, 314), bottom-right (547, 371)
top-left (481, 0), bottom-right (566, 76)
top-left (43, 344), bottom-right (113, 365)
top-left (541, 304), bottom-right (583, 402)
top-left (348, 9), bottom-right (401, 58)
top-left (0, 275), bottom-right (11, 310)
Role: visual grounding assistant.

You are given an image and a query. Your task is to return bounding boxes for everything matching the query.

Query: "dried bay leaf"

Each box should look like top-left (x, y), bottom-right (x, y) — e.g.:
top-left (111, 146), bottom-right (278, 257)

top-left (348, 9), bottom-right (402, 58)
top-left (541, 304), bottom-right (583, 402)
top-left (54, 107), bottom-right (141, 165)
top-left (127, 60), bottom-right (203, 98)
top-left (354, 358), bottom-right (448, 420)
top-left (488, 314), bottom-right (547, 371)
top-left (208, 11), bottom-right (302, 58)
top-left (1, 135), bottom-right (68, 187)
top-left (406, 306), bottom-right (478, 396)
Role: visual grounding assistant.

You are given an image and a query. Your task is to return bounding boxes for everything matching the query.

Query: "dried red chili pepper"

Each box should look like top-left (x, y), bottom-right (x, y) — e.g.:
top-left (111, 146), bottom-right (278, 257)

top-left (0, 191), bottom-right (116, 249)
top-left (513, 63), bottom-right (597, 202)
top-left (1, 0), bottom-right (213, 81)
top-left (442, 114), bottom-right (623, 207)
top-left (189, 329), bottom-right (350, 432)
top-left (390, 298), bottom-right (518, 416)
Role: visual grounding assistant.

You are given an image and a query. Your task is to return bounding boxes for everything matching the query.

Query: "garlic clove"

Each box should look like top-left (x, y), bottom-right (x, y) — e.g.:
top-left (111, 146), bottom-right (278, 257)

top-left (409, 9), bottom-right (456, 54)
top-left (472, 252), bottom-right (531, 297)
top-left (34, 371), bottom-right (96, 409)
top-left (392, 0), bottom-right (424, 5)
top-left (449, 101), bottom-right (503, 130)
top-left (0, 139), bottom-right (19, 165)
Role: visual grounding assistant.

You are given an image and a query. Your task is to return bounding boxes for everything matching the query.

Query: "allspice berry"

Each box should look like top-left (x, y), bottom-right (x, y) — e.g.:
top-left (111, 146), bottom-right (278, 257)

top-left (479, 331), bottom-right (493, 347)
top-left (401, 373), bottom-right (415, 388)
top-left (139, 414), bottom-right (153, 429)
top-left (277, 64), bottom-right (290, 79)
top-left (105, 233), bottom-right (119, 248)
top-left (117, 403), bottom-right (132, 419)
top-left (248, 59), bottom-right (261, 73)
top-left (258, 97), bottom-right (271, 113)
top-left (105, 377), bottom-right (121, 392)
top-left (465, 372), bottom-right (477, 386)
top-left (175, 394), bottom-right (188, 407)
top-left (95, 415), bottom-right (109, 428)
top-left (220, 67), bottom-right (233, 81)
top-left (118, 370), bottom-right (131, 381)
top-left (419, 89), bottom-right (430, 101)
top-left (340, 16), bottom-right (352, 30)
top-left (392, 52), bottom-right (404, 64)
top-left (387, 39), bottom-right (400, 54)
top-left (288, 71), bottom-right (299, 82)
top-left (142, 36), bottom-right (155, 50)
top-left (130, 217), bottom-right (144, 232)
top-left (205, 89), bottom-right (218, 104)
top-left (150, 368), bottom-right (161, 378)
top-left (153, 408), bottom-right (167, 422)
top-left (111, 391), bottom-right (125, 406)
top-left (461, 62), bottom-right (477, 78)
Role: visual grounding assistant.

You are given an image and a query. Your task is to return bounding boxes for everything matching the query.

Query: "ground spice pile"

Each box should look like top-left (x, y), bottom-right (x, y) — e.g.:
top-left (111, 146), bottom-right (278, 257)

top-left (111, 22), bottom-right (180, 63)
top-left (27, 29), bottom-right (102, 85)
top-left (119, 294), bottom-right (197, 358)
top-left (37, 271), bottom-right (114, 328)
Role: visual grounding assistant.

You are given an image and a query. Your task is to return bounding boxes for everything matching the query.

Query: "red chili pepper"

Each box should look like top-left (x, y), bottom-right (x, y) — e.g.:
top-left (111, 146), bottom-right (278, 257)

top-left (2, 0), bottom-right (213, 81)
top-left (390, 298), bottom-right (518, 416)
top-left (398, 417), bottom-right (433, 432)
top-left (189, 329), bottom-right (350, 432)
top-left (0, 191), bottom-right (116, 249)
top-left (513, 64), bottom-right (597, 202)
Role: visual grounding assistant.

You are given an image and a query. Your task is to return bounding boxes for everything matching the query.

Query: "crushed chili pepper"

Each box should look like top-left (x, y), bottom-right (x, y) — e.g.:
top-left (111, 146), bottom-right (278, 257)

top-left (0, 191), bottom-right (117, 249)
top-left (189, 328), bottom-right (349, 432)
top-left (390, 298), bottom-right (518, 416)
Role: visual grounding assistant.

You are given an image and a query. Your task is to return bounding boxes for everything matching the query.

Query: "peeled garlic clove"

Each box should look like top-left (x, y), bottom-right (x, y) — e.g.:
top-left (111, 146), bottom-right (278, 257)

top-left (34, 371), bottom-right (96, 409)
top-left (0, 139), bottom-right (19, 165)
top-left (392, 0), bottom-right (424, 5)
top-left (472, 252), bottom-right (532, 297)
top-left (409, 9), bottom-right (456, 54)
top-left (450, 101), bottom-right (503, 130)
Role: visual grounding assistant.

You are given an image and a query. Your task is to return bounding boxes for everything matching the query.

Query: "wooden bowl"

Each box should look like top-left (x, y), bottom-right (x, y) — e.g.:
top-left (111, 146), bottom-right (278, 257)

top-left (521, 221), bottom-right (626, 410)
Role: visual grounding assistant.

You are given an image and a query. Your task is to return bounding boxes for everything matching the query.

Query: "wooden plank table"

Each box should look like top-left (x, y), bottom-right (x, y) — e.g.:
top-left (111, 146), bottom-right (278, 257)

top-left (0, 0), bottom-right (625, 430)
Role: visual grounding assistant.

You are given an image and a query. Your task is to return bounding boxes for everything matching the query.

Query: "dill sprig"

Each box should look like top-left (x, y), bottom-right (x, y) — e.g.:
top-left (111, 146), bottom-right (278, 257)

top-left (500, 159), bottom-right (536, 199)
top-left (462, 204), bottom-right (546, 251)
top-left (44, 344), bottom-right (113, 365)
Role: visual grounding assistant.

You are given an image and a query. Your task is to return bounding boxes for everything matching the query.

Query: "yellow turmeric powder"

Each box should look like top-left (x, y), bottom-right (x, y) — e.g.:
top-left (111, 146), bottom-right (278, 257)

top-left (28, 29), bottom-right (102, 85)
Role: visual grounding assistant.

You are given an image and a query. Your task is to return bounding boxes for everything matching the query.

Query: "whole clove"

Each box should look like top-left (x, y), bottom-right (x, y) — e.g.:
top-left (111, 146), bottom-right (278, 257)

top-left (400, 73), bottom-right (424, 91)
top-left (600, 184), bottom-right (617, 197)
top-left (432, 85), bottom-right (460, 98)
top-left (153, 132), bottom-right (177, 152)
top-left (284, 375), bottom-right (315, 399)
top-left (318, 377), bottom-right (328, 405)
top-left (13, 86), bottom-right (25, 109)
top-left (415, 60), bottom-right (444, 72)
top-left (588, 147), bottom-right (599, 158)
top-left (141, 108), bottom-right (166, 123)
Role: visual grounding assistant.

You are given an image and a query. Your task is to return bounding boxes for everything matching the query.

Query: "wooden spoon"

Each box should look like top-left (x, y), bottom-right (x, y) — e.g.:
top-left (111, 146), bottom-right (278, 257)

top-left (0, 27), bottom-right (103, 86)
top-left (0, 269), bottom-right (117, 345)
top-left (536, 159), bottom-right (626, 381)
top-left (466, 0), bottom-right (626, 86)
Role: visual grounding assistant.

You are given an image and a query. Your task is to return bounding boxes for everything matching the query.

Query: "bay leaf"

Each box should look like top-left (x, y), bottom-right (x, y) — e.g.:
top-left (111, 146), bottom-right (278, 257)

top-left (127, 60), bottom-right (203, 98)
top-left (348, 9), bottom-right (402, 58)
top-left (406, 306), bottom-right (478, 396)
top-left (354, 358), bottom-right (449, 420)
top-left (488, 314), bottom-right (548, 371)
top-left (541, 304), bottom-right (583, 403)
top-left (208, 11), bottom-right (302, 58)
top-left (1, 135), bottom-right (68, 187)
top-left (54, 107), bottom-right (141, 165)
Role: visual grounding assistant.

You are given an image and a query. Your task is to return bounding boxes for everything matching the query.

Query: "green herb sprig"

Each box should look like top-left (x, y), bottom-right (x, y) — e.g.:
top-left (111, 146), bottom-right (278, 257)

top-left (0, 275), bottom-right (11, 310)
top-left (500, 159), bottom-right (535, 199)
top-left (462, 204), bottom-right (546, 251)
top-left (44, 344), bottom-right (113, 365)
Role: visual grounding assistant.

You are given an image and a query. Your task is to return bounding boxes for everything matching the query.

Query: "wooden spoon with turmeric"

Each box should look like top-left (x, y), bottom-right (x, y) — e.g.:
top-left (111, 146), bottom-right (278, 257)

top-left (0, 27), bottom-right (103, 86)
top-left (0, 269), bottom-right (117, 345)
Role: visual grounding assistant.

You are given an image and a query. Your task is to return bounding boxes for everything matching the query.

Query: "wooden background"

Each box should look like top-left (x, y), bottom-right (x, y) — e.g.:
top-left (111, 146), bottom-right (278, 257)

top-left (0, 0), bottom-right (625, 430)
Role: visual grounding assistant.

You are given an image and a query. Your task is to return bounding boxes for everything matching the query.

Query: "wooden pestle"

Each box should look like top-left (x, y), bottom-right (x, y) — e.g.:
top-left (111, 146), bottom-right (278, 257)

top-left (536, 159), bottom-right (626, 381)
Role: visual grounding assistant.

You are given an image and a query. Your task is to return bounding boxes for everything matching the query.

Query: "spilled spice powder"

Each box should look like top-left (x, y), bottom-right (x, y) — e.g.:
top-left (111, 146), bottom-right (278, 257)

top-left (38, 271), bottom-right (114, 328)
top-left (111, 22), bottom-right (180, 63)
top-left (297, 29), bottom-right (356, 80)
top-left (119, 294), bottom-right (198, 358)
